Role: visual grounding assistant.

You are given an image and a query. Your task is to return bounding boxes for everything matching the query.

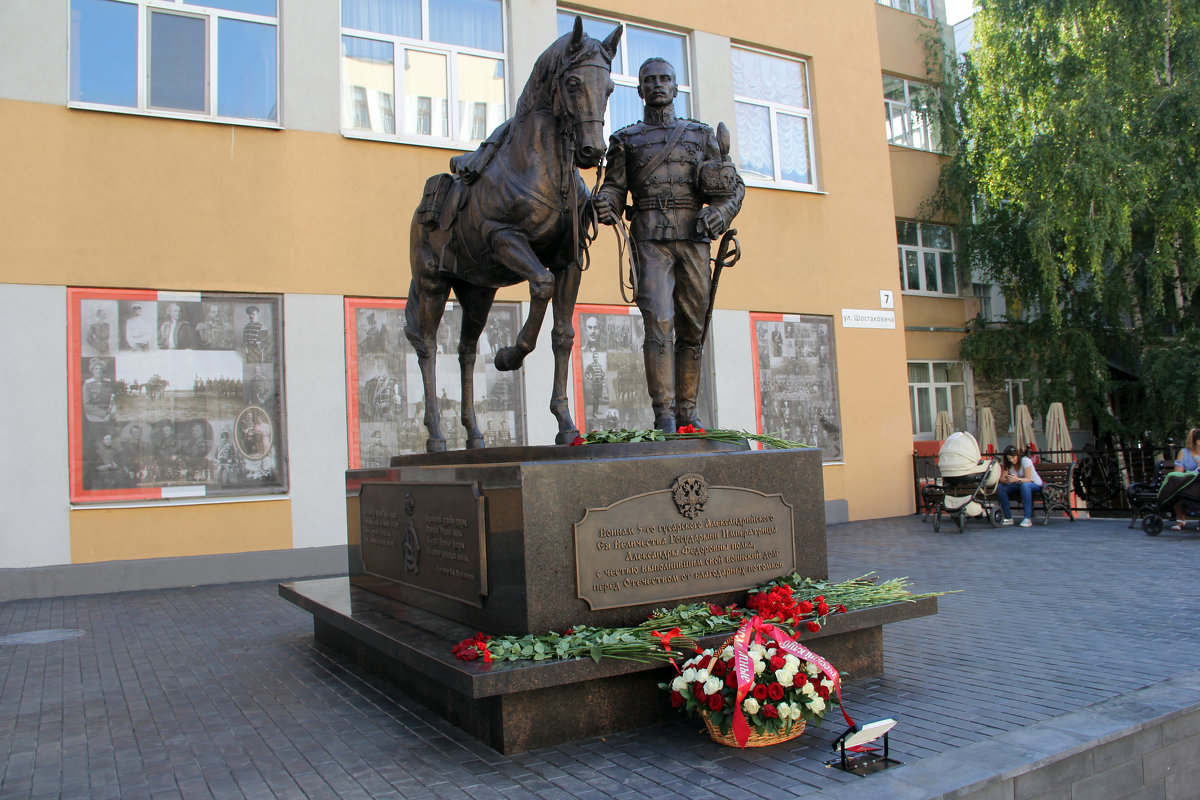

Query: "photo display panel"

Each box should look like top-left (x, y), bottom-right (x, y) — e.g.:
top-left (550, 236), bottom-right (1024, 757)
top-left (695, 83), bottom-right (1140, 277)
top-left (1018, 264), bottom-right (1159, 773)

top-left (68, 288), bottom-right (288, 502)
top-left (345, 298), bottom-right (526, 466)
top-left (750, 313), bottom-right (842, 462)
top-left (570, 304), bottom-right (717, 433)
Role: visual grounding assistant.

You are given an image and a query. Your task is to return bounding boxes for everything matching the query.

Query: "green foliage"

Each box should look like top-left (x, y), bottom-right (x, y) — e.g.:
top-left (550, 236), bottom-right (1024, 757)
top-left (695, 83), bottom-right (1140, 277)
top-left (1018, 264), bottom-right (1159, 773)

top-left (927, 0), bottom-right (1200, 440)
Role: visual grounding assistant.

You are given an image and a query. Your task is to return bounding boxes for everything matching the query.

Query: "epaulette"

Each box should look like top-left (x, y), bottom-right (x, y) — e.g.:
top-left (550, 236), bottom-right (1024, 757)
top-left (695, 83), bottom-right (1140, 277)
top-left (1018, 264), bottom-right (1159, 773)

top-left (613, 121), bottom-right (647, 135)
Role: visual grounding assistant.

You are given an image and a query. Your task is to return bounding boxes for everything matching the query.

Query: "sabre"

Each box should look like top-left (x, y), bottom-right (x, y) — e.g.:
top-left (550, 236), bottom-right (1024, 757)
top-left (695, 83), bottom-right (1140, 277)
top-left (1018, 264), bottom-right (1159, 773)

top-left (700, 227), bottom-right (740, 348)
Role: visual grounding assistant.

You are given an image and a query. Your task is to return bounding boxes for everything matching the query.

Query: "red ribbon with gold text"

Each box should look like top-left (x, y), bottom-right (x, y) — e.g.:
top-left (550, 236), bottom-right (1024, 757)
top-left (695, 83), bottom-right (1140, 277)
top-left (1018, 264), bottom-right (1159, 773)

top-left (730, 615), bottom-right (855, 748)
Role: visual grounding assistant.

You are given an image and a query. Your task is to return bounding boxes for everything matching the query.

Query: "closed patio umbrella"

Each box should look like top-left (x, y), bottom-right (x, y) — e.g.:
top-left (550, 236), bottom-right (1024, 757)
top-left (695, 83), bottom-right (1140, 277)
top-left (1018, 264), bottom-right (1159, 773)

top-left (1044, 402), bottom-right (1073, 461)
top-left (978, 407), bottom-right (997, 454)
top-left (1014, 404), bottom-right (1039, 456)
top-left (933, 409), bottom-right (954, 440)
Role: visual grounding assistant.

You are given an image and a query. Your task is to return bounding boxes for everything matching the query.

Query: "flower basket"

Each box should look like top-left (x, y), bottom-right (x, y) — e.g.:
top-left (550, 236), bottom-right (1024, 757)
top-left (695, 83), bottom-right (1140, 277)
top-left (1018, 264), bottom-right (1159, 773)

top-left (661, 620), bottom-right (843, 749)
top-left (701, 709), bottom-right (805, 748)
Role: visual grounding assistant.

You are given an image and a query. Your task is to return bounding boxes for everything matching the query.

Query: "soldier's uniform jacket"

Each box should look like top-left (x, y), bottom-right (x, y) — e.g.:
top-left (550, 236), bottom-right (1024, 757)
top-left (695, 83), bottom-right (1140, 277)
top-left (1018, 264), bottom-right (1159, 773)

top-left (597, 113), bottom-right (744, 242)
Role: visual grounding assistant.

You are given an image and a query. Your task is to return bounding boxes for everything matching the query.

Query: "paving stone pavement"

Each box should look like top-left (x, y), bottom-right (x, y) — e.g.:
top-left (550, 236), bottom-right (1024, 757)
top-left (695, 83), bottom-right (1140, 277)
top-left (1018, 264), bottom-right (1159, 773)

top-left (3, 515), bottom-right (1200, 799)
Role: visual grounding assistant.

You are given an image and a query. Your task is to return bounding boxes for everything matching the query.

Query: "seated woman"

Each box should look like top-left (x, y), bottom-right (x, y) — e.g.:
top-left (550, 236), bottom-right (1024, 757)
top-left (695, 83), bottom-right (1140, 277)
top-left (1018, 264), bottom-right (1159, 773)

top-left (1171, 427), bottom-right (1200, 530)
top-left (997, 445), bottom-right (1043, 527)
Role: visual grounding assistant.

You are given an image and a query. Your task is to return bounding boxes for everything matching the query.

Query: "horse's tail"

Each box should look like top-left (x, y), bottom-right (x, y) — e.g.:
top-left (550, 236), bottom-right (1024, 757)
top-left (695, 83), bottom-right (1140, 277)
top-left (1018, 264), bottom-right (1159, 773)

top-left (403, 280), bottom-right (429, 358)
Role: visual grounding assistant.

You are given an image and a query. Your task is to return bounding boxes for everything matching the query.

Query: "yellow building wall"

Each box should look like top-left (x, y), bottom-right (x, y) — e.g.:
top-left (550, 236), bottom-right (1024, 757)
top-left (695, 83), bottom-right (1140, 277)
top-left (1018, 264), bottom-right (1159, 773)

top-left (0, 0), bottom-right (933, 551)
top-left (70, 499), bottom-right (292, 563)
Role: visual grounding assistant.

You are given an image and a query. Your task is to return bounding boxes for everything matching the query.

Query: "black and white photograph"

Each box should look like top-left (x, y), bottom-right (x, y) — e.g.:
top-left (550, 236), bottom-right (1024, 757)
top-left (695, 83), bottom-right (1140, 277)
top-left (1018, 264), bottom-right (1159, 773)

top-left (572, 306), bottom-right (715, 433)
top-left (70, 289), bottom-right (288, 501)
top-left (346, 299), bottom-right (526, 466)
top-left (753, 313), bottom-right (842, 461)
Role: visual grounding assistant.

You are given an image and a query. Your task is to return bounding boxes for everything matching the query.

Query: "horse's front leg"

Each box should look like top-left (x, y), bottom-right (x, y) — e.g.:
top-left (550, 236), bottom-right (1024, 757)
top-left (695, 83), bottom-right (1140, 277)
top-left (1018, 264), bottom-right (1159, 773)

top-left (454, 283), bottom-right (497, 449)
top-left (549, 262), bottom-right (582, 444)
top-left (404, 271), bottom-right (452, 453)
top-left (490, 229), bottom-right (553, 372)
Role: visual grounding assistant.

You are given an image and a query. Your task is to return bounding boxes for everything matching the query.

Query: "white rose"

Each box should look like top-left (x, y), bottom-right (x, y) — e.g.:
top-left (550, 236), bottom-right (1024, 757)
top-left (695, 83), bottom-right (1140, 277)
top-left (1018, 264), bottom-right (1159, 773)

top-left (776, 701), bottom-right (792, 718)
top-left (721, 646), bottom-right (735, 661)
top-left (766, 647), bottom-right (778, 658)
top-left (749, 643), bottom-right (766, 658)
top-left (789, 704), bottom-right (805, 721)
top-left (821, 678), bottom-right (835, 692)
top-left (681, 668), bottom-right (697, 683)
top-left (809, 696), bottom-right (826, 714)
top-left (743, 697), bottom-right (761, 715)
top-left (784, 655), bottom-right (800, 671)
top-left (774, 669), bottom-right (794, 688)
top-left (671, 676), bottom-right (687, 692)
top-left (804, 662), bottom-right (820, 677)
top-left (695, 668), bottom-right (710, 683)
top-left (801, 682), bottom-right (817, 698)
top-left (754, 659), bottom-right (766, 675)
top-left (701, 648), bottom-right (714, 657)
top-left (703, 677), bottom-right (723, 696)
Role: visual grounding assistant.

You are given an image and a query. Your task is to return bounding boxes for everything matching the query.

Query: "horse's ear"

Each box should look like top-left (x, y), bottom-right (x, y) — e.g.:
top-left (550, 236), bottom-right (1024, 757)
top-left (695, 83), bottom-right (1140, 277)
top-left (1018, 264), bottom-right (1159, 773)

top-left (569, 15), bottom-right (585, 52)
top-left (601, 24), bottom-right (622, 60)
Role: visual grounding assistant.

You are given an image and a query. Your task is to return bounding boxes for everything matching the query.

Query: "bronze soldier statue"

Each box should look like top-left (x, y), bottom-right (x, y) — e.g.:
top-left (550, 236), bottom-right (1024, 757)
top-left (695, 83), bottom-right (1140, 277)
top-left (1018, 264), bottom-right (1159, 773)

top-left (595, 58), bottom-right (744, 433)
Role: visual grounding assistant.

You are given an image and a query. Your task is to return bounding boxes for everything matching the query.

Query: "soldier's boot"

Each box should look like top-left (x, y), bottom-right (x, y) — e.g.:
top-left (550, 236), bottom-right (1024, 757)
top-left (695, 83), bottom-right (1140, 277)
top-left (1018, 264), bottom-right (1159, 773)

top-left (643, 341), bottom-right (676, 433)
top-left (675, 345), bottom-right (704, 430)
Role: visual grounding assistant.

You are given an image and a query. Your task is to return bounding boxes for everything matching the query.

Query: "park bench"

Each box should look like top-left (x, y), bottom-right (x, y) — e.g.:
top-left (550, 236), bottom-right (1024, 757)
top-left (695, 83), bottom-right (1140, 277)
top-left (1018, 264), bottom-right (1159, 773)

top-left (1033, 461), bottom-right (1075, 525)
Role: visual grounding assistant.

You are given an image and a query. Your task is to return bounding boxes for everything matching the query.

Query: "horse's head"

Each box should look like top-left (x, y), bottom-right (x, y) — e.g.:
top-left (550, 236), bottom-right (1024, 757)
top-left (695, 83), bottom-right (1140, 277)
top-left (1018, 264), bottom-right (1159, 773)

top-left (553, 17), bottom-right (622, 168)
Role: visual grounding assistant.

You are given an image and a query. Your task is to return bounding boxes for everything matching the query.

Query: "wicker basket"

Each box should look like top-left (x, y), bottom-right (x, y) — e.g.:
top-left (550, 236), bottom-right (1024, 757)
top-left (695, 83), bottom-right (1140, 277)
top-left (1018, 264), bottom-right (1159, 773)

top-left (701, 712), bottom-right (806, 748)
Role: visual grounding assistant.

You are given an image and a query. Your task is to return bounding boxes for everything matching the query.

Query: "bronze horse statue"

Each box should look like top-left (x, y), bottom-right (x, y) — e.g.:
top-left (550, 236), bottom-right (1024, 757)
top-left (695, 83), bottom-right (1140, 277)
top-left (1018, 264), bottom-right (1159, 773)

top-left (405, 17), bottom-right (621, 452)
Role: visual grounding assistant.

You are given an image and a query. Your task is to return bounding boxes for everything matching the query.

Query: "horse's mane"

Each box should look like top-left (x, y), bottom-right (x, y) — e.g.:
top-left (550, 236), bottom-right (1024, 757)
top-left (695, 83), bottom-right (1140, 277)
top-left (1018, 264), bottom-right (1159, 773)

top-left (513, 30), bottom-right (613, 119)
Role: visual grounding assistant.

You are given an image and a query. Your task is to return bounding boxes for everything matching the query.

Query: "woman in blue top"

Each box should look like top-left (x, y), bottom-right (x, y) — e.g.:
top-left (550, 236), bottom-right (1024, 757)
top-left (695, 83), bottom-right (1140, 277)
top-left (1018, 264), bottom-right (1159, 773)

top-left (997, 445), bottom-right (1043, 527)
top-left (1171, 427), bottom-right (1200, 530)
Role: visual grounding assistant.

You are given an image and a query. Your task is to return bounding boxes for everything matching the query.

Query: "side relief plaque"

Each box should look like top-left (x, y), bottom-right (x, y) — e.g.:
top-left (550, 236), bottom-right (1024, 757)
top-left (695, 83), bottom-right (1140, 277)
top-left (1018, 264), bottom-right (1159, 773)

top-left (359, 481), bottom-right (487, 606)
top-left (574, 473), bottom-right (795, 610)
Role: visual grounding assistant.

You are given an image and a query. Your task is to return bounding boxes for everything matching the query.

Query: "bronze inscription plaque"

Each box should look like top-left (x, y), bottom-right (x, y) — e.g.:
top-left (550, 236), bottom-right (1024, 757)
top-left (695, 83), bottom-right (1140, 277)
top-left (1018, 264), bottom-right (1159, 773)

top-left (359, 481), bottom-right (487, 607)
top-left (574, 474), bottom-right (795, 610)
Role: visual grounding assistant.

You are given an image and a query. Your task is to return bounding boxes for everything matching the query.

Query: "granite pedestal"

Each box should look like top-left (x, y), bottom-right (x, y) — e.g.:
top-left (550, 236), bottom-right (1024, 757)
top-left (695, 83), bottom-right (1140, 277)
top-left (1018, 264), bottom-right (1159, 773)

top-left (281, 441), bottom-right (935, 753)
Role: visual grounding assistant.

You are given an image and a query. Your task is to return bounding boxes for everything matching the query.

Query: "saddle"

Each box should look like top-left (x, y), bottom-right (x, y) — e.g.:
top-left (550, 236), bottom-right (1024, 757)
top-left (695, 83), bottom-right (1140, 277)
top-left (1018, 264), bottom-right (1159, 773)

top-left (417, 173), bottom-right (468, 232)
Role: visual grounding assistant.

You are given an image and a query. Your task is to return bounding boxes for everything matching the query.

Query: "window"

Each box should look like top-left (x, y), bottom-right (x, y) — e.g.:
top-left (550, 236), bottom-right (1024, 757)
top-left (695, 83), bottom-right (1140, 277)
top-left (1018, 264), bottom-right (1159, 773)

top-left (556, 11), bottom-right (690, 134)
top-left (884, 75), bottom-right (942, 151)
top-left (909, 361), bottom-right (965, 438)
top-left (877, 0), bottom-right (933, 18)
top-left (897, 220), bottom-right (958, 295)
top-left (731, 47), bottom-right (817, 190)
top-left (69, 0), bottom-right (279, 124)
top-left (341, 0), bottom-right (506, 147)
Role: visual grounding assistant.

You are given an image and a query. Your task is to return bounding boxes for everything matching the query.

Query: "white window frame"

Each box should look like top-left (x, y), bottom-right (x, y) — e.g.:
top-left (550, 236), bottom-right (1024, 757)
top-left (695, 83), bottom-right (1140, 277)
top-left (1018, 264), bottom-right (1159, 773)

top-left (877, 0), bottom-right (933, 19)
top-left (340, 0), bottom-right (509, 149)
top-left (731, 45), bottom-right (818, 192)
top-left (909, 360), bottom-right (966, 439)
top-left (555, 9), bottom-right (691, 138)
top-left (68, 0), bottom-right (281, 128)
top-left (884, 74), bottom-right (942, 152)
top-left (897, 220), bottom-right (959, 296)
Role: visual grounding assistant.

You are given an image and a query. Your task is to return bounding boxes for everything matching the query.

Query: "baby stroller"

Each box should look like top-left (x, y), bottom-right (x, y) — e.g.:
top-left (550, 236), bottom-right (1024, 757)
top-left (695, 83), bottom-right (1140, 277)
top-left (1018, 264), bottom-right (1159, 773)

top-left (923, 432), bottom-right (1003, 533)
top-left (1140, 470), bottom-right (1200, 536)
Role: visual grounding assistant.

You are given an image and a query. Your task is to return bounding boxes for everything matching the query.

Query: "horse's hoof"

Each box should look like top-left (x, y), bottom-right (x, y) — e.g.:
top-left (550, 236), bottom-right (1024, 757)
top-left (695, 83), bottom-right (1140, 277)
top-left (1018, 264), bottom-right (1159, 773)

top-left (425, 438), bottom-right (447, 453)
top-left (466, 436), bottom-right (485, 449)
top-left (555, 429), bottom-right (580, 445)
top-left (495, 346), bottom-right (525, 371)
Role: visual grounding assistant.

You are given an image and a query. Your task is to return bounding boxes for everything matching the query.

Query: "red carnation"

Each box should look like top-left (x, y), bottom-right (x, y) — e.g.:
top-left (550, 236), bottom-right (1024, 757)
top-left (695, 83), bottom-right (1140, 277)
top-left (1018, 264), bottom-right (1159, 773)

top-left (796, 600), bottom-right (814, 614)
top-left (769, 655), bottom-right (785, 671)
top-left (767, 682), bottom-right (785, 701)
top-left (762, 703), bottom-right (779, 719)
top-left (834, 605), bottom-right (848, 614)
top-left (752, 684), bottom-right (769, 701)
top-left (806, 621), bottom-right (821, 633)
top-left (725, 671), bottom-right (739, 689)
top-left (670, 691), bottom-right (685, 709)
top-left (817, 602), bottom-right (830, 616)
top-left (569, 435), bottom-right (587, 446)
